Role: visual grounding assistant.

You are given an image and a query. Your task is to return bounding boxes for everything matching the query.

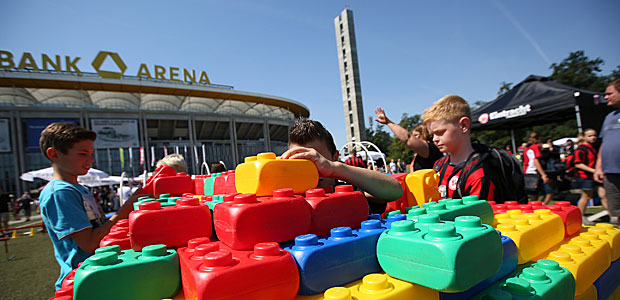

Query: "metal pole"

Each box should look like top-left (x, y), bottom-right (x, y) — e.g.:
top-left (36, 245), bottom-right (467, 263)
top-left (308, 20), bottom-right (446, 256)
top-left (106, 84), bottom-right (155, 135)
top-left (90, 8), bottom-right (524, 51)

top-left (510, 129), bottom-right (517, 155)
top-left (574, 105), bottom-right (583, 133)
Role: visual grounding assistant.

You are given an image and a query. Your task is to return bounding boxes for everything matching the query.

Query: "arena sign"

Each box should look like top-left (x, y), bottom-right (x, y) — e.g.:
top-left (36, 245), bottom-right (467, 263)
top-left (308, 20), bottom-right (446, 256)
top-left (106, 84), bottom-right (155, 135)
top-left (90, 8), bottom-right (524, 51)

top-left (0, 50), bottom-right (211, 84)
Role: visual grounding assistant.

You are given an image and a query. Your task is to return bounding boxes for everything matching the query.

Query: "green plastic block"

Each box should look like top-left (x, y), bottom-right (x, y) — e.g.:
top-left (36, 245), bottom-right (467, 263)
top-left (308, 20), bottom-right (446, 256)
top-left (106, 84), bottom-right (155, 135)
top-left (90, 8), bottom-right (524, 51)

top-left (376, 215), bottom-right (502, 292)
top-left (74, 244), bottom-right (181, 300)
top-left (204, 173), bottom-right (220, 196)
top-left (387, 210), bottom-right (402, 217)
top-left (158, 194), bottom-right (171, 199)
top-left (406, 196), bottom-right (494, 225)
top-left (133, 198), bottom-right (157, 211)
top-left (205, 194), bottom-right (224, 210)
top-left (470, 259), bottom-right (576, 300)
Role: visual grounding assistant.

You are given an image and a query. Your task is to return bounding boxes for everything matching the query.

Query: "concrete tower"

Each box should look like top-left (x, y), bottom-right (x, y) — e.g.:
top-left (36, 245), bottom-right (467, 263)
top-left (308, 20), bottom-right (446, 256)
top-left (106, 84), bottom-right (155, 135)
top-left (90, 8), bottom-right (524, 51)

top-left (335, 8), bottom-right (366, 143)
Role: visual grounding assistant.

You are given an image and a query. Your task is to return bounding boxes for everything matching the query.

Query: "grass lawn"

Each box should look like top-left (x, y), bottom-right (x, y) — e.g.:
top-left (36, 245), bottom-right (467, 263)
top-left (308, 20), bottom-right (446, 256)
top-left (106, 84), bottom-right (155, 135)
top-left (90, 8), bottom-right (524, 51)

top-left (0, 229), bottom-right (58, 300)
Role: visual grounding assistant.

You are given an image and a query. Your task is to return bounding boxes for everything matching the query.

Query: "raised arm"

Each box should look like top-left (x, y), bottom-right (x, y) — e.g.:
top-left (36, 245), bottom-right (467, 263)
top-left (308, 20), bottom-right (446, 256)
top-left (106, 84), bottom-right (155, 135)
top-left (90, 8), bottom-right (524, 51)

top-left (374, 106), bottom-right (429, 157)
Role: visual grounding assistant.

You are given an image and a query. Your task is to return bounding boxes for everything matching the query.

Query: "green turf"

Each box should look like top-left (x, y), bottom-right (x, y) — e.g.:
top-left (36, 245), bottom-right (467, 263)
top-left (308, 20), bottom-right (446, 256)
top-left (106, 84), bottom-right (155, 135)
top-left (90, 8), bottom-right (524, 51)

top-left (0, 232), bottom-right (58, 300)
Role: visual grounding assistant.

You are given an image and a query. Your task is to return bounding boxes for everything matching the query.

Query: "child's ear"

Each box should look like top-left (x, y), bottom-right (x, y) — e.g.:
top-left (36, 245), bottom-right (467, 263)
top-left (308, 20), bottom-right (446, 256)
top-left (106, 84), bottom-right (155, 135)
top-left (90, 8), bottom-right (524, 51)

top-left (459, 117), bottom-right (471, 133)
top-left (333, 150), bottom-right (340, 162)
top-left (46, 147), bottom-right (59, 161)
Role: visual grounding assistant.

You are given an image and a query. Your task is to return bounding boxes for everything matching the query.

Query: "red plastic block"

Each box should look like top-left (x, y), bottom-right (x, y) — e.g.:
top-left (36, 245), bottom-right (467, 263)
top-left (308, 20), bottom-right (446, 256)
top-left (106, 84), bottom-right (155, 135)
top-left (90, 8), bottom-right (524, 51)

top-left (129, 198), bottom-right (212, 250)
top-left (382, 173), bottom-right (410, 217)
top-left (153, 174), bottom-right (193, 197)
top-left (99, 219), bottom-right (131, 250)
top-left (178, 239), bottom-right (299, 300)
top-left (50, 285), bottom-right (74, 300)
top-left (530, 201), bottom-right (582, 237)
top-left (213, 172), bottom-right (228, 195)
top-left (225, 171), bottom-right (237, 194)
top-left (193, 175), bottom-right (208, 195)
top-left (213, 190), bottom-right (312, 250)
top-left (140, 165), bottom-right (177, 195)
top-left (304, 185), bottom-right (370, 236)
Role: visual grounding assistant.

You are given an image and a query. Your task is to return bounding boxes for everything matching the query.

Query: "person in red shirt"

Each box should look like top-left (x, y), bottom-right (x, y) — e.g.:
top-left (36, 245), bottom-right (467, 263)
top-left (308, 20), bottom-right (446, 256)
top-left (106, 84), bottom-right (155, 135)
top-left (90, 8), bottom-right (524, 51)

top-left (523, 131), bottom-right (550, 202)
top-left (343, 148), bottom-right (368, 169)
top-left (574, 128), bottom-right (609, 223)
top-left (424, 95), bottom-right (495, 201)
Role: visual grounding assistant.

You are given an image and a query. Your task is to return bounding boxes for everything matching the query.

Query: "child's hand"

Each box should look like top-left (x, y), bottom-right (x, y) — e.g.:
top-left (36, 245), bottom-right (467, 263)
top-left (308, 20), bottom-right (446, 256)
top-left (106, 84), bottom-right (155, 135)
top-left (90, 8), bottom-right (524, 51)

top-left (374, 106), bottom-right (390, 124)
top-left (280, 146), bottom-right (335, 177)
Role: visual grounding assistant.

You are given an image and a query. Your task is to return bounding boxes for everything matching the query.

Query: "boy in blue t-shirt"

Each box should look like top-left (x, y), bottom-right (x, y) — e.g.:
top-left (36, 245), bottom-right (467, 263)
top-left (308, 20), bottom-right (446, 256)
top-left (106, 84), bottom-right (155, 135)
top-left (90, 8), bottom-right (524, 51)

top-left (39, 122), bottom-right (140, 289)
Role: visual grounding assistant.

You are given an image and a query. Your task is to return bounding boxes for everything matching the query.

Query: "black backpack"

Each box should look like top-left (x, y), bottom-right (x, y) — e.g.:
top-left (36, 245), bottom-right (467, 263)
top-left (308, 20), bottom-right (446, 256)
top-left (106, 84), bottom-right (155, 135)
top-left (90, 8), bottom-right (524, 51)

top-left (435, 143), bottom-right (527, 204)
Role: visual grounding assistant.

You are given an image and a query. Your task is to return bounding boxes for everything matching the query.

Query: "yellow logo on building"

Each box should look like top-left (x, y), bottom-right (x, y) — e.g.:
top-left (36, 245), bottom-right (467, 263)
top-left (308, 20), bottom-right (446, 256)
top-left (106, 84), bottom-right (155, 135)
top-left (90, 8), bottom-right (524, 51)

top-left (91, 51), bottom-right (127, 79)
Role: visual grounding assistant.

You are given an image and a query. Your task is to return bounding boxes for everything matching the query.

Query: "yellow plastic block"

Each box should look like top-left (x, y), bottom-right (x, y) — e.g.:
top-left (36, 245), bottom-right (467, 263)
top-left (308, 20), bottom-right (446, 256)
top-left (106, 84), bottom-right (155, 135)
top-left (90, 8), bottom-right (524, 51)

top-left (574, 284), bottom-right (597, 300)
top-left (235, 152), bottom-right (319, 196)
top-left (405, 169), bottom-right (441, 207)
top-left (494, 209), bottom-right (565, 264)
top-left (585, 223), bottom-right (620, 261)
top-left (295, 273), bottom-right (438, 300)
top-left (544, 233), bottom-right (612, 296)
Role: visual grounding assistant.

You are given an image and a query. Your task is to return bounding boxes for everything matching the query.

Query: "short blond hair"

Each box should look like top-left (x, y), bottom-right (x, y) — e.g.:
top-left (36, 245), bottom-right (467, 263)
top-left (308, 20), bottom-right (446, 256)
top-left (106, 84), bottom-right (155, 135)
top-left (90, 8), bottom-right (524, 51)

top-left (422, 95), bottom-right (471, 126)
top-left (156, 154), bottom-right (187, 173)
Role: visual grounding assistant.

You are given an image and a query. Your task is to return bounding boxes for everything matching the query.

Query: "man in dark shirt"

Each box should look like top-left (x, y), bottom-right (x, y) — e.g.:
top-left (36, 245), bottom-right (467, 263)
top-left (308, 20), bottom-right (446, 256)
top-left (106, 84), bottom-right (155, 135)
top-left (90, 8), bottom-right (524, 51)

top-left (344, 148), bottom-right (367, 169)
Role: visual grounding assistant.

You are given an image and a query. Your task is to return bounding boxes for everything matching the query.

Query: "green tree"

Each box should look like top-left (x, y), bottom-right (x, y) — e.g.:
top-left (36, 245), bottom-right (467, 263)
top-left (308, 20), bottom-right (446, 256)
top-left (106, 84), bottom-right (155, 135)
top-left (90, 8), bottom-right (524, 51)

top-left (386, 113), bottom-right (421, 162)
top-left (498, 81), bottom-right (513, 96)
top-left (365, 119), bottom-right (392, 155)
top-left (549, 50), bottom-right (608, 91)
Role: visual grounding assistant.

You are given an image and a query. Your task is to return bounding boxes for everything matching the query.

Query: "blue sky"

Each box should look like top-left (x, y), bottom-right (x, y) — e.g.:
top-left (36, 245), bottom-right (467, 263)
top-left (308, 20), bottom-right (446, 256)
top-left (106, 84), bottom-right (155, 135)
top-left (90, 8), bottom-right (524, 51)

top-left (2, 0), bottom-right (619, 147)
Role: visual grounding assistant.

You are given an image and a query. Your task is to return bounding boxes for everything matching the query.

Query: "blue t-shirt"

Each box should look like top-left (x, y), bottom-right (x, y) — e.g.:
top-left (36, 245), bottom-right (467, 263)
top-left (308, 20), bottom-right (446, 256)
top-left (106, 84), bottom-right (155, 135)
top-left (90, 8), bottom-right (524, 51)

top-left (600, 109), bottom-right (620, 174)
top-left (40, 180), bottom-right (107, 290)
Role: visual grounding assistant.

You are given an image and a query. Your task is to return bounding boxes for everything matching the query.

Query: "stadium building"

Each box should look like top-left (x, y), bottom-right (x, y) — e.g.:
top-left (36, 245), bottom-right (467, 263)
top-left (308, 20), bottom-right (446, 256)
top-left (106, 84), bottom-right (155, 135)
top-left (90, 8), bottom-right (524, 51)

top-left (0, 50), bottom-right (309, 194)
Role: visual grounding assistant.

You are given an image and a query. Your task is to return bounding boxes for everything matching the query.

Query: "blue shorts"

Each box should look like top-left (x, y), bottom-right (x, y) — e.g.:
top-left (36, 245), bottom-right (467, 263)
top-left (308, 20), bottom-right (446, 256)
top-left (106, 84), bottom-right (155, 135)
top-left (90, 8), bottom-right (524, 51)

top-left (572, 177), bottom-right (601, 190)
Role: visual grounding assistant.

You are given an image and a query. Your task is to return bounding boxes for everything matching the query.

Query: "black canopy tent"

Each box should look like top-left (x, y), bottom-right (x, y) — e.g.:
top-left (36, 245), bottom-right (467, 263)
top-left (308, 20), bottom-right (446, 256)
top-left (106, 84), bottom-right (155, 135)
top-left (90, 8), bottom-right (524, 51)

top-left (471, 75), bottom-right (611, 150)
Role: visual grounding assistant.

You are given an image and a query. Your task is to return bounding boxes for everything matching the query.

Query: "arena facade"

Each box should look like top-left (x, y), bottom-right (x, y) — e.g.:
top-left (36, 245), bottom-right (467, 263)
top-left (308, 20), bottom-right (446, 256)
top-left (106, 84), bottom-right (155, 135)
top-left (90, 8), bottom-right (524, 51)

top-left (0, 50), bottom-right (309, 194)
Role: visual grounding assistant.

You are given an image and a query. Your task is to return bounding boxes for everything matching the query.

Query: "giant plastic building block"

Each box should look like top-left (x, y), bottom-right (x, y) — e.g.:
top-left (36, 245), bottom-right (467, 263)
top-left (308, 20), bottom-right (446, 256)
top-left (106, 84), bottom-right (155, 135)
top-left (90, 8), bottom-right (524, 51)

top-left (235, 152), bottom-right (319, 196)
top-left (439, 232), bottom-right (518, 299)
top-left (376, 216), bottom-right (502, 292)
top-left (470, 259), bottom-right (575, 300)
top-left (192, 175), bottom-right (208, 195)
top-left (575, 284), bottom-right (598, 300)
top-left (303, 185), bottom-right (369, 236)
top-left (74, 244), bottom-right (180, 300)
top-left (204, 173), bottom-right (220, 196)
top-left (140, 165), bottom-right (177, 195)
top-left (294, 273), bottom-right (439, 300)
top-left (405, 169), bottom-right (441, 207)
top-left (129, 198), bottom-right (212, 250)
top-left (50, 285), bottom-right (74, 300)
top-left (585, 223), bottom-right (620, 261)
top-left (153, 173), bottom-right (193, 197)
top-left (382, 173), bottom-right (413, 217)
top-left (99, 219), bottom-right (131, 250)
top-left (529, 201), bottom-right (582, 237)
top-left (542, 232), bottom-right (612, 296)
top-left (283, 220), bottom-right (385, 295)
top-left (213, 191), bottom-right (312, 250)
top-left (177, 239), bottom-right (299, 300)
top-left (405, 196), bottom-right (494, 225)
top-left (594, 258), bottom-right (620, 300)
top-left (494, 209), bottom-right (565, 264)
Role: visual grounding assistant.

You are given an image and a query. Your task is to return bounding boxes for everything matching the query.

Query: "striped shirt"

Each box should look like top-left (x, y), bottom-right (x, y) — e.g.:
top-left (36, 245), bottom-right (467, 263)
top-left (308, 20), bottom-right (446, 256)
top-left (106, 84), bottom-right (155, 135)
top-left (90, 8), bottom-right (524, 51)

top-left (344, 155), bottom-right (367, 169)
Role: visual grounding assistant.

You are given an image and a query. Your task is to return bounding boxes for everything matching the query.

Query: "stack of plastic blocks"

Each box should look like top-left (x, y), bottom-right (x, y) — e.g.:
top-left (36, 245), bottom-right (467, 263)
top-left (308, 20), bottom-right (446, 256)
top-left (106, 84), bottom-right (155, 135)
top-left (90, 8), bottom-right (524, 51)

top-left (73, 244), bottom-right (181, 300)
top-left (376, 215), bottom-right (503, 293)
top-left (591, 223), bottom-right (620, 300)
top-left (493, 208), bottom-right (565, 264)
top-left (283, 220), bottom-right (385, 295)
top-left (177, 238), bottom-right (299, 299)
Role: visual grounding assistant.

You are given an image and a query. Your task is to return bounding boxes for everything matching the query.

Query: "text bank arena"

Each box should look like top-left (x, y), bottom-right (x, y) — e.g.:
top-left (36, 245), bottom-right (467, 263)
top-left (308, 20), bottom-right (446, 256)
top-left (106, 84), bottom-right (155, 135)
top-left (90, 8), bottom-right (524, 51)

top-left (0, 50), bottom-right (309, 194)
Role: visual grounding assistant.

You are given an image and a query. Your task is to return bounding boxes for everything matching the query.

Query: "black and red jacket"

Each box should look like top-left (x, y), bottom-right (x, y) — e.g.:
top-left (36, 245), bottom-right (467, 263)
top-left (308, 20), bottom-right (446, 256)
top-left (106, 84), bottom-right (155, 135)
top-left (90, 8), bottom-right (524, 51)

top-left (573, 143), bottom-right (597, 179)
top-left (433, 151), bottom-right (495, 202)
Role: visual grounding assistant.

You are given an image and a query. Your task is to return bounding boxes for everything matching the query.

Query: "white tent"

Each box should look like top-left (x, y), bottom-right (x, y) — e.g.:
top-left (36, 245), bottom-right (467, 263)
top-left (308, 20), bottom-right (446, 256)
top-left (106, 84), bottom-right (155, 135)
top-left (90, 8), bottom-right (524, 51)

top-left (20, 167), bottom-right (110, 186)
top-left (552, 137), bottom-right (577, 146)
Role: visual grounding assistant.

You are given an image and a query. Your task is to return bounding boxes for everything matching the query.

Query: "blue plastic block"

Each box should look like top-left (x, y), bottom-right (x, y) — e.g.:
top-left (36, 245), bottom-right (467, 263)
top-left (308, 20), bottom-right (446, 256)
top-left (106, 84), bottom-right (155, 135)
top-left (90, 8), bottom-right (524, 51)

top-left (594, 258), bottom-right (620, 300)
top-left (385, 214), bottom-right (406, 229)
top-left (440, 233), bottom-right (518, 299)
top-left (283, 219), bottom-right (386, 295)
